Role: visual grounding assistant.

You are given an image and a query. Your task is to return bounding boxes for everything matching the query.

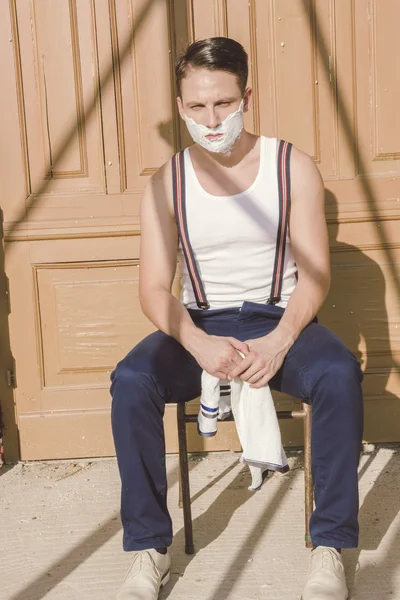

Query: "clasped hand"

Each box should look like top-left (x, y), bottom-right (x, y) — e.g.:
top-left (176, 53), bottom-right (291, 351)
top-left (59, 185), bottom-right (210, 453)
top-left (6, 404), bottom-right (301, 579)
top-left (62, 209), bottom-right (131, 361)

top-left (228, 331), bottom-right (291, 388)
top-left (192, 329), bottom-right (292, 389)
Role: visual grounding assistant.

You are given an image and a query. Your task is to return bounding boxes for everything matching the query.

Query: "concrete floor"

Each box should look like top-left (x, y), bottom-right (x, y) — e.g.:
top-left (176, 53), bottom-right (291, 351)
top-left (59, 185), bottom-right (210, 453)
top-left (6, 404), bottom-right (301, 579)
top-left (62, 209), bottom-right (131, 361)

top-left (1, 447), bottom-right (399, 600)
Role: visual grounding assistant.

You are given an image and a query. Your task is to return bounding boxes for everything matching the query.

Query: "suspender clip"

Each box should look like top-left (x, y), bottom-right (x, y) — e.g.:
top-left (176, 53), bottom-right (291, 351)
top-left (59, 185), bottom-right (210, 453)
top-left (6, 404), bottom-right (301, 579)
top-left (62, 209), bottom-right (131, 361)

top-left (198, 302), bottom-right (210, 310)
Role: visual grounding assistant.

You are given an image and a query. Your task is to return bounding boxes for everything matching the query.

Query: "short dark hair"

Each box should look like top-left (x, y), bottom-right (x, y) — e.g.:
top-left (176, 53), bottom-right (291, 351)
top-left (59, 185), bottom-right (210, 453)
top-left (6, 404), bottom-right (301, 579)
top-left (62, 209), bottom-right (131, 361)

top-left (175, 37), bottom-right (248, 96)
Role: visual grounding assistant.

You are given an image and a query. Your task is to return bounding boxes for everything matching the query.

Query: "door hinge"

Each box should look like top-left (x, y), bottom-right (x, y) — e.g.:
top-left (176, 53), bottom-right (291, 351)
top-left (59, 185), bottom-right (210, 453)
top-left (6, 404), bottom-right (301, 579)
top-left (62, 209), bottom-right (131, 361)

top-left (6, 369), bottom-right (15, 388)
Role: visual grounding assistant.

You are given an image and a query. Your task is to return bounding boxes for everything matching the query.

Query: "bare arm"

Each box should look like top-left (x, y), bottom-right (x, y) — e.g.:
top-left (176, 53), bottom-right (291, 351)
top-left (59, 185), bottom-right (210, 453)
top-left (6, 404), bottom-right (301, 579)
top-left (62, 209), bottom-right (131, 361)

top-left (274, 145), bottom-right (330, 343)
top-left (139, 162), bottom-right (248, 377)
top-left (228, 146), bottom-right (330, 386)
top-left (139, 163), bottom-right (200, 347)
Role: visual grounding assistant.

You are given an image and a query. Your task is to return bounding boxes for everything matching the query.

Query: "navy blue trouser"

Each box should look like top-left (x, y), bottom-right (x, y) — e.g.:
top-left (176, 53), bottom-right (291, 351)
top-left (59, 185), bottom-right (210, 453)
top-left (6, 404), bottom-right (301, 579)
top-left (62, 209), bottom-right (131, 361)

top-left (110, 302), bottom-right (364, 551)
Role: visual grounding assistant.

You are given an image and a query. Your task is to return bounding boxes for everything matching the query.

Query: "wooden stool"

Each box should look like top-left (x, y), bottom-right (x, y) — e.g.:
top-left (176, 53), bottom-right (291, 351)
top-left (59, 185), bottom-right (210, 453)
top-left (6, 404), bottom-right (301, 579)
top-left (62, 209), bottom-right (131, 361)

top-left (177, 401), bottom-right (313, 555)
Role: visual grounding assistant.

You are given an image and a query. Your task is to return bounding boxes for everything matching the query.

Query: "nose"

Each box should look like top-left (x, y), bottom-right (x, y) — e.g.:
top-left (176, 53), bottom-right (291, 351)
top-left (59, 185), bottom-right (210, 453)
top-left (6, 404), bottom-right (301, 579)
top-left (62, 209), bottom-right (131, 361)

top-left (206, 107), bottom-right (220, 129)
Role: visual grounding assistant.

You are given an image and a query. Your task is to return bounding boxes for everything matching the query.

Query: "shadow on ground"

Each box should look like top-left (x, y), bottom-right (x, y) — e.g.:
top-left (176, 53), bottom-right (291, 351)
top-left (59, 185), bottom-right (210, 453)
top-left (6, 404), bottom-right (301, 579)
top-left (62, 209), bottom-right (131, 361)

top-left (162, 457), bottom-right (302, 600)
top-left (345, 450), bottom-right (400, 599)
top-left (0, 463), bottom-right (15, 477)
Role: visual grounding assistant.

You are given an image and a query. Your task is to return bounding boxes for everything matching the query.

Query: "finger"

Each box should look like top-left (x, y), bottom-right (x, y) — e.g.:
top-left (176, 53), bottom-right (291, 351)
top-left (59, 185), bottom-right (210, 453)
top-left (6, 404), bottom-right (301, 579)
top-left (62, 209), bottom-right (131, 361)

top-left (249, 374), bottom-right (271, 389)
top-left (228, 356), bottom-right (253, 379)
top-left (240, 364), bottom-right (261, 381)
top-left (240, 364), bottom-right (264, 382)
top-left (227, 337), bottom-right (250, 356)
top-left (218, 354), bottom-right (241, 374)
top-left (211, 370), bottom-right (231, 380)
top-left (244, 339), bottom-right (259, 352)
top-left (229, 352), bottom-right (243, 366)
top-left (247, 369), bottom-right (268, 385)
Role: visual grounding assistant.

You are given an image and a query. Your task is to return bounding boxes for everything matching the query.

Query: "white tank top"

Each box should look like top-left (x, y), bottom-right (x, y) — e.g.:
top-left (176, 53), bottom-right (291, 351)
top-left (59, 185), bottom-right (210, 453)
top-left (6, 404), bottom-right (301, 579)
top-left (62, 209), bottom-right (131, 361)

top-left (178, 136), bottom-right (298, 310)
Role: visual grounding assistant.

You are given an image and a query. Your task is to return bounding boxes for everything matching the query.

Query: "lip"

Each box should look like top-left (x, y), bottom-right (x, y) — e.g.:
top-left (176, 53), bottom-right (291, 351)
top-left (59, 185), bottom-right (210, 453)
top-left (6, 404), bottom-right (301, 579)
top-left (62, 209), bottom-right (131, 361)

top-left (206, 134), bottom-right (223, 140)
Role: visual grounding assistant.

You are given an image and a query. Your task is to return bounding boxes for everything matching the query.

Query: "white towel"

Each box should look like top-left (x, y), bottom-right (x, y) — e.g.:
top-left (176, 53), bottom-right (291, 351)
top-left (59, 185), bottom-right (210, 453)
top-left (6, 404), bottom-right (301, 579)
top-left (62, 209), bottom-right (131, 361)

top-left (198, 371), bottom-right (288, 490)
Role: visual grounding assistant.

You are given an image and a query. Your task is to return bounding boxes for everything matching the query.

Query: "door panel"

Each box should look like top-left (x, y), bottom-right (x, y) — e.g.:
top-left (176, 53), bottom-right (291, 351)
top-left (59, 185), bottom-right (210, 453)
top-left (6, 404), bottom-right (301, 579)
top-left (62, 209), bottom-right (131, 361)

top-left (354, 0), bottom-right (400, 175)
top-left (13, 0), bottom-right (106, 196)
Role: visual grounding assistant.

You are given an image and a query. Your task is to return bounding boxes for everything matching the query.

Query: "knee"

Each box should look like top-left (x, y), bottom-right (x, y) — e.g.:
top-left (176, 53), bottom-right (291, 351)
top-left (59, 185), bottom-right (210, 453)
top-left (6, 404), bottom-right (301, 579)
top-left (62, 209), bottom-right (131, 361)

top-left (325, 351), bottom-right (363, 384)
top-left (315, 349), bottom-right (363, 401)
top-left (111, 361), bottom-right (140, 389)
top-left (110, 361), bottom-right (155, 417)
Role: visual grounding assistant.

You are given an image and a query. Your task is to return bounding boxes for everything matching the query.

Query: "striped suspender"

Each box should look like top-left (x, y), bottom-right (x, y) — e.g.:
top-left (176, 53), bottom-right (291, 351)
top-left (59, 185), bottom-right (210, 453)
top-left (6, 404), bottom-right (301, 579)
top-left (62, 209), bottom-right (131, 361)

top-left (268, 140), bottom-right (293, 305)
top-left (172, 141), bottom-right (292, 310)
top-left (172, 152), bottom-right (210, 309)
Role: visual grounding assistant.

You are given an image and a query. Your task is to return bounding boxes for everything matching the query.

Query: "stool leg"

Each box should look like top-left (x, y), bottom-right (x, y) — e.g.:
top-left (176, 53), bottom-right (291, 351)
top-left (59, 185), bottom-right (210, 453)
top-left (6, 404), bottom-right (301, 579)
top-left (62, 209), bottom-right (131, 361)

top-left (178, 466), bottom-right (183, 509)
top-left (177, 403), bottom-right (195, 555)
top-left (303, 402), bottom-right (313, 549)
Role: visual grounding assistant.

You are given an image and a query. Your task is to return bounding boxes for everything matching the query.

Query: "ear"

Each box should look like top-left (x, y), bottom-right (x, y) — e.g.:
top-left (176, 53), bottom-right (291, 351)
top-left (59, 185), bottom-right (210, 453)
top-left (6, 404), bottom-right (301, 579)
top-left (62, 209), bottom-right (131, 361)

top-left (243, 88), bottom-right (252, 113)
top-left (176, 96), bottom-right (186, 121)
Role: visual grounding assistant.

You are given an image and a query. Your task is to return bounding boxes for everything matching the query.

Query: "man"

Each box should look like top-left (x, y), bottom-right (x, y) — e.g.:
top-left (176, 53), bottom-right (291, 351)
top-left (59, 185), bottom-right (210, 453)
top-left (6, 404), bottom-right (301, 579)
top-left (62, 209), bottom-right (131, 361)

top-left (111, 37), bottom-right (363, 600)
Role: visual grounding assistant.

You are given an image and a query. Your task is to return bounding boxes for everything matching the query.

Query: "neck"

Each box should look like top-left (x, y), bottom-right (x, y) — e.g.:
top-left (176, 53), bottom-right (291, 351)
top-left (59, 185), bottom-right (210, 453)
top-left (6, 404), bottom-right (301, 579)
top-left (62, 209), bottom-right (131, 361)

top-left (194, 130), bottom-right (257, 168)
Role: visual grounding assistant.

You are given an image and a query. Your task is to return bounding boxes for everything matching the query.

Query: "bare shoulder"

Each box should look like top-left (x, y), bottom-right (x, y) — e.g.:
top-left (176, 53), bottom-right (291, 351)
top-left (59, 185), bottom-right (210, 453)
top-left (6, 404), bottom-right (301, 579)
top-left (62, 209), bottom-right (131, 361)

top-left (290, 146), bottom-right (325, 218)
top-left (142, 158), bottom-right (175, 215)
top-left (289, 144), bottom-right (324, 200)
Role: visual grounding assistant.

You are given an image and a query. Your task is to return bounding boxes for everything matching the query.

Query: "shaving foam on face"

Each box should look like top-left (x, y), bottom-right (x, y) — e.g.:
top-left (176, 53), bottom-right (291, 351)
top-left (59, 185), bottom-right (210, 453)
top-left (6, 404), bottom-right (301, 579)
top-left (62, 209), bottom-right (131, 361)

top-left (184, 100), bottom-right (244, 155)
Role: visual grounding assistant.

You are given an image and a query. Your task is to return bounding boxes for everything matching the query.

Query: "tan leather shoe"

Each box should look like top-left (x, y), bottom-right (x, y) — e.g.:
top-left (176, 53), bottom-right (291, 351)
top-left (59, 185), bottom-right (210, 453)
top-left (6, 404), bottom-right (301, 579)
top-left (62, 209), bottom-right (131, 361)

top-left (116, 549), bottom-right (171, 600)
top-left (301, 547), bottom-right (348, 600)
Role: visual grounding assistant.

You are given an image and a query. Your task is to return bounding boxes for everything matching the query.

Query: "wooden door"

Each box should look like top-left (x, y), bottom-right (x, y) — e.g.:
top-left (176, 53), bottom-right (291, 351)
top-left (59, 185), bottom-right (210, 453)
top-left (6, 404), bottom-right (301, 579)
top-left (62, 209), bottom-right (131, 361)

top-left (178, 0), bottom-right (400, 445)
top-left (0, 0), bottom-right (181, 460)
top-left (0, 0), bottom-right (399, 461)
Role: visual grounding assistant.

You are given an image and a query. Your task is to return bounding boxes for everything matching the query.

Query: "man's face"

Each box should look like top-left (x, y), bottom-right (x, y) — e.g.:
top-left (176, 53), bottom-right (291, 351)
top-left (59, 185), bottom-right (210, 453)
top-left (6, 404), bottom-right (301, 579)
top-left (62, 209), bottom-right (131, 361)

top-left (177, 67), bottom-right (250, 133)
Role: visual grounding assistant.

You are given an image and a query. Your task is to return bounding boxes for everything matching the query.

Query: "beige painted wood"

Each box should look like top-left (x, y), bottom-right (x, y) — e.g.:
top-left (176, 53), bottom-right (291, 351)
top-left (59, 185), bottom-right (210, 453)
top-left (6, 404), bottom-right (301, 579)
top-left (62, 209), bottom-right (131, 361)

top-left (0, 0), bottom-right (399, 460)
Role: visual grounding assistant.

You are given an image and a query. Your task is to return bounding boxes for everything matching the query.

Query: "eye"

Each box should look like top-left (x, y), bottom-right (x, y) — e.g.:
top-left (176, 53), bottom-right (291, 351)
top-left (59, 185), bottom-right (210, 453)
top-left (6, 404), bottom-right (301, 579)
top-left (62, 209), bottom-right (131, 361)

top-left (218, 102), bottom-right (231, 107)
